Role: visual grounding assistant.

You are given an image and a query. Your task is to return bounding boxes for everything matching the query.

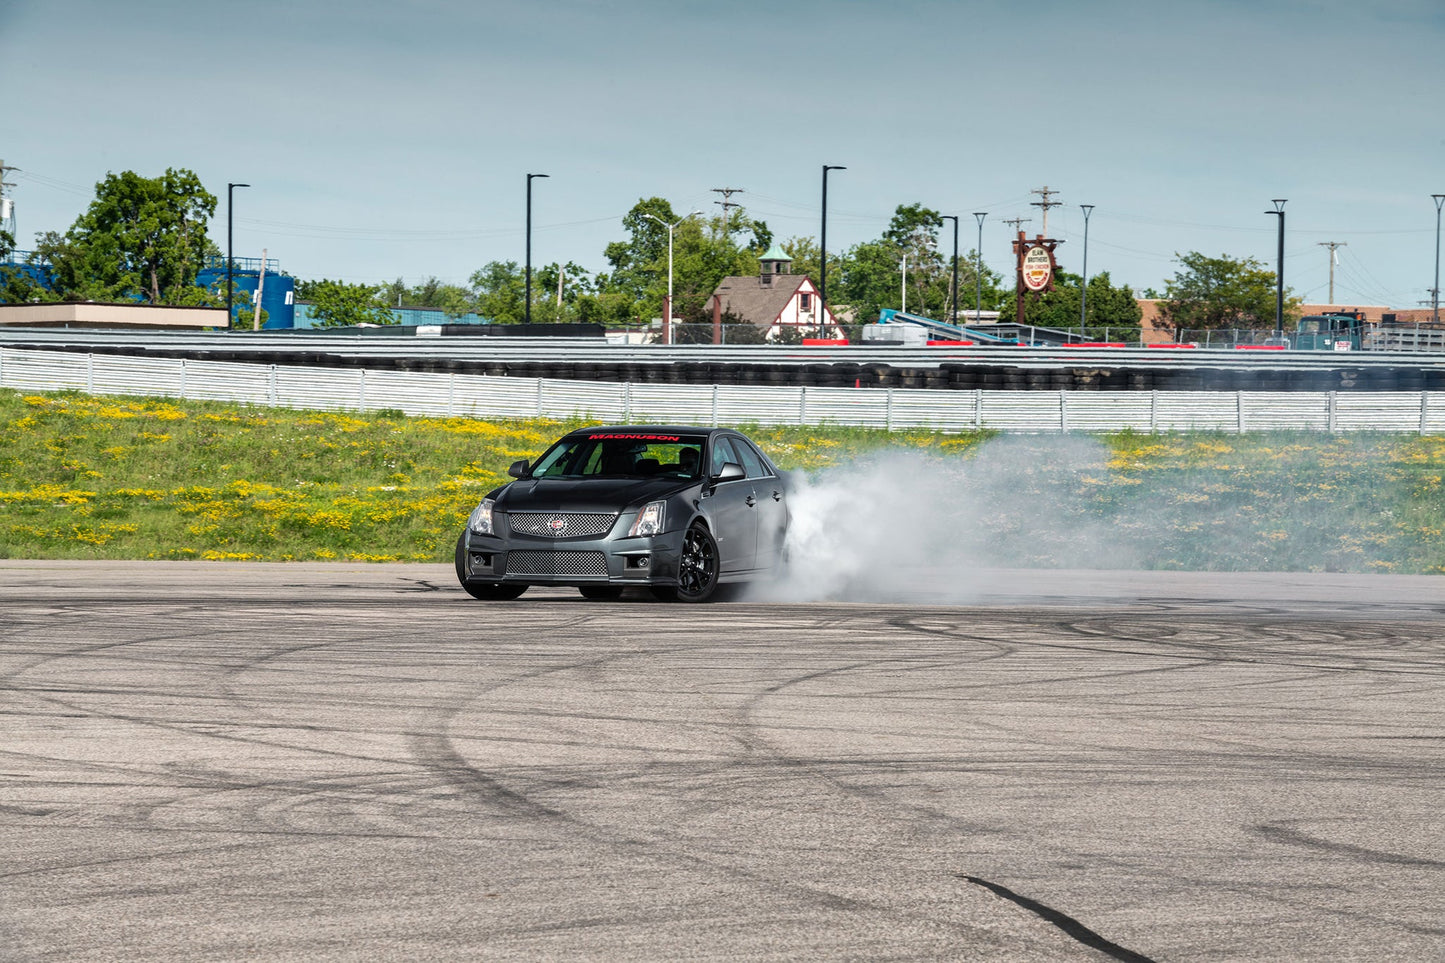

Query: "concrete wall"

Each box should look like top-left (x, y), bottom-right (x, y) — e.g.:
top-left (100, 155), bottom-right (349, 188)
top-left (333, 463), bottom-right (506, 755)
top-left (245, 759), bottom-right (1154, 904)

top-left (0, 302), bottom-right (227, 330)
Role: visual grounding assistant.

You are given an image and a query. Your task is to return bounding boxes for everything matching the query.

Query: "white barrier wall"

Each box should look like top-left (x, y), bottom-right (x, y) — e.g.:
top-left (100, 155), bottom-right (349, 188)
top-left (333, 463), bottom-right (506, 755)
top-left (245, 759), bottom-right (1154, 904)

top-left (2, 347), bottom-right (1441, 434)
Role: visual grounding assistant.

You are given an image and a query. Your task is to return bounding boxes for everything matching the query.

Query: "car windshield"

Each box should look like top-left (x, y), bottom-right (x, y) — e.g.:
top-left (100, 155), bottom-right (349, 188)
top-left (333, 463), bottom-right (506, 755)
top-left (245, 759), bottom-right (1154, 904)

top-left (529, 432), bottom-right (706, 480)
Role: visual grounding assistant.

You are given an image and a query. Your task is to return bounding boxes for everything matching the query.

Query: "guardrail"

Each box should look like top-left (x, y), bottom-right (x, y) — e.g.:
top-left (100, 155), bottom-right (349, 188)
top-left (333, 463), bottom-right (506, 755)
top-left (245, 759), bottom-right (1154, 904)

top-left (1, 347), bottom-right (1441, 434)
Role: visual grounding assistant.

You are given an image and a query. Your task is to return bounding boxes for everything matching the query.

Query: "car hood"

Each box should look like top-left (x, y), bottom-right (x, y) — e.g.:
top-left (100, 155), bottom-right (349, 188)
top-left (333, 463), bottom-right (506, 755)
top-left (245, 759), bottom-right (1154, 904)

top-left (496, 477), bottom-right (693, 513)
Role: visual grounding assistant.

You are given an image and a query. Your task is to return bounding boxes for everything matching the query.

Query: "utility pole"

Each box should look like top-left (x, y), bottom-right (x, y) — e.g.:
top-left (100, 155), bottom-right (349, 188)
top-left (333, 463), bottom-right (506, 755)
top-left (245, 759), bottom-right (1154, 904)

top-left (0, 159), bottom-right (19, 247)
top-left (1030, 186), bottom-right (1062, 237)
top-left (1318, 241), bottom-right (1346, 305)
top-left (1002, 216), bottom-right (1030, 234)
top-left (712, 187), bottom-right (743, 234)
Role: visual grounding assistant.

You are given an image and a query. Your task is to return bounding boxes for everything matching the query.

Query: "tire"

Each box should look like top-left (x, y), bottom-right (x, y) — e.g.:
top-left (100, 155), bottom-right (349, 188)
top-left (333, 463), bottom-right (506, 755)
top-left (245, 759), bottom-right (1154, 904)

top-left (579, 586), bottom-right (623, 601)
top-left (455, 532), bottom-right (527, 600)
top-left (672, 523), bottom-right (721, 602)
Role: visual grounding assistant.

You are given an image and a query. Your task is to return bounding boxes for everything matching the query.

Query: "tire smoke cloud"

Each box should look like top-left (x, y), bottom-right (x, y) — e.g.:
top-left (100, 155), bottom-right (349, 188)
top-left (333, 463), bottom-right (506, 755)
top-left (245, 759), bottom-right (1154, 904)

top-left (753, 435), bottom-right (1125, 603)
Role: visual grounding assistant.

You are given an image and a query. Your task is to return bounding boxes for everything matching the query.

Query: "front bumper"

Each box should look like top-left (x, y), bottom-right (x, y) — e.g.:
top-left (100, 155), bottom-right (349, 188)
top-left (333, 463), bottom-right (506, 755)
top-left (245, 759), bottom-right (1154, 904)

top-left (459, 526), bottom-right (687, 588)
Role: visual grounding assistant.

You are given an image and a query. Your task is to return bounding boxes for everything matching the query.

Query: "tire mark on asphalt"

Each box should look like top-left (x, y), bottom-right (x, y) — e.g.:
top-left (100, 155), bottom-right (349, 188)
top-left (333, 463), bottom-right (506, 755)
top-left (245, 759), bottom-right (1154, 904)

top-left (960, 875), bottom-right (1158, 963)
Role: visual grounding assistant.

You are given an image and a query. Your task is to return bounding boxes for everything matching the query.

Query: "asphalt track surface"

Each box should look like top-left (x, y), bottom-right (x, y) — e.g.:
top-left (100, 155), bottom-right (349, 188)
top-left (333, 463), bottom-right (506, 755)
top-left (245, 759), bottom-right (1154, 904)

top-left (2, 562), bottom-right (1442, 962)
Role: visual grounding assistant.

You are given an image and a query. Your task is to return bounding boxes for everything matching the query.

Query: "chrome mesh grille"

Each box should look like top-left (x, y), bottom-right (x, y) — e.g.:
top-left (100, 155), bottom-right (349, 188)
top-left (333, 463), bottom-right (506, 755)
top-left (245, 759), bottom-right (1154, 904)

top-left (506, 550), bottom-right (608, 577)
top-left (507, 512), bottom-right (617, 537)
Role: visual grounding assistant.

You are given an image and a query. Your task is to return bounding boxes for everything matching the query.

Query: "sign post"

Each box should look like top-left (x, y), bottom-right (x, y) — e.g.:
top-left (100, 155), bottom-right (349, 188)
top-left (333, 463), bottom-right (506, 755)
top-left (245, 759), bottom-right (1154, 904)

top-left (1012, 232), bottom-right (1062, 327)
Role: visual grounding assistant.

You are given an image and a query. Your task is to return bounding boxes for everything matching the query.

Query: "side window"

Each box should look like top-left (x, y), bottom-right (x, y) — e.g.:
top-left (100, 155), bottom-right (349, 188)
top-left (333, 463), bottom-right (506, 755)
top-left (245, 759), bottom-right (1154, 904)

top-left (710, 437), bottom-right (740, 476)
top-left (733, 438), bottom-right (770, 479)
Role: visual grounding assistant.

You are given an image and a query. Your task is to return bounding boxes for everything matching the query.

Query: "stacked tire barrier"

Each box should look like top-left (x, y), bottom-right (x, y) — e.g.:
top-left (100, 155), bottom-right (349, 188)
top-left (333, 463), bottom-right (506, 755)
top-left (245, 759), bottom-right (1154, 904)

top-left (3, 347), bottom-right (1443, 434)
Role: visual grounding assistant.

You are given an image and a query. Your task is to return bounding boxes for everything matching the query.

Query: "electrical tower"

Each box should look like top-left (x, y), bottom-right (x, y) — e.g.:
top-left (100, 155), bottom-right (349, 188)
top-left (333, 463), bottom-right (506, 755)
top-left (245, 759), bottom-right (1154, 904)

top-left (712, 187), bottom-right (743, 233)
top-left (1029, 185), bottom-right (1062, 237)
top-left (1318, 241), bottom-right (1346, 304)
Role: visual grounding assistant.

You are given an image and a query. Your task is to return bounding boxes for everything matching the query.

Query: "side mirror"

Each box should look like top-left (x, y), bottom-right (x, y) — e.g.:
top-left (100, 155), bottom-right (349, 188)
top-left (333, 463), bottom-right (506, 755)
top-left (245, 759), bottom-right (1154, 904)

top-left (507, 459), bottom-right (529, 479)
top-left (711, 461), bottom-right (745, 483)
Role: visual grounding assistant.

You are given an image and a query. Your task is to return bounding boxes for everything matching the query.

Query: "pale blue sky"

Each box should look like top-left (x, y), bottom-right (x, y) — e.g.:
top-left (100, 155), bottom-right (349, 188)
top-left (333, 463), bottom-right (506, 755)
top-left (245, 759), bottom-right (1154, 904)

top-left (2, 0), bottom-right (1441, 308)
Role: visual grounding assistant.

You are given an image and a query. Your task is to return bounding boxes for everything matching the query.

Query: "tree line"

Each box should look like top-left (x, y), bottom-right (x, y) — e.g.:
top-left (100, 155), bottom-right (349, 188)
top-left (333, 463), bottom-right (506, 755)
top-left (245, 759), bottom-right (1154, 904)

top-left (2, 167), bottom-right (1299, 337)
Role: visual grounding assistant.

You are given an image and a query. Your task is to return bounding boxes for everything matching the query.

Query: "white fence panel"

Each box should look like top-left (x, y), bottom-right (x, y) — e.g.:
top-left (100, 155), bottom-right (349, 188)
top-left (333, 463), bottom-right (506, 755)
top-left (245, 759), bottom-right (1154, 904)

top-left (0, 348), bottom-right (89, 391)
top-left (91, 355), bottom-right (186, 398)
top-left (1241, 391), bottom-right (1330, 431)
top-left (716, 386), bottom-right (805, 427)
top-left (980, 391), bottom-right (1063, 432)
top-left (805, 386), bottom-right (893, 429)
top-left (625, 384), bottom-right (716, 424)
top-left (1152, 392), bottom-right (1239, 431)
top-left (274, 366), bottom-right (363, 412)
top-left (1335, 391), bottom-right (1427, 431)
top-left (1065, 392), bottom-right (1155, 432)
top-left (3, 347), bottom-right (1443, 435)
top-left (539, 379), bottom-right (627, 421)
top-left (450, 375), bottom-right (542, 419)
top-left (172, 359), bottom-right (273, 405)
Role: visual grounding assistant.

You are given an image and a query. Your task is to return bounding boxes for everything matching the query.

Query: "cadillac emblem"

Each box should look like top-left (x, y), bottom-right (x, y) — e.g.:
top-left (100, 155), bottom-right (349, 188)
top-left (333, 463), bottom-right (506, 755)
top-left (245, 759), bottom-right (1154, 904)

top-left (548, 517), bottom-right (567, 533)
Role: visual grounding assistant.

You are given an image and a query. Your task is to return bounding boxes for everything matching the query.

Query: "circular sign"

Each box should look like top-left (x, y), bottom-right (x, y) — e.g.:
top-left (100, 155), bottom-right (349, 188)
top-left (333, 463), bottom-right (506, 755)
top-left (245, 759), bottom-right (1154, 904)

top-left (1022, 246), bottom-right (1053, 291)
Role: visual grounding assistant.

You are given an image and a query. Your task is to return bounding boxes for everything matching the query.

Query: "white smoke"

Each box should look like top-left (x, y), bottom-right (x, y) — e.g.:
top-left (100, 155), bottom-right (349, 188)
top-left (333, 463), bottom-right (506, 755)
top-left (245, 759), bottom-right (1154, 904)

top-left (753, 434), bottom-right (1124, 603)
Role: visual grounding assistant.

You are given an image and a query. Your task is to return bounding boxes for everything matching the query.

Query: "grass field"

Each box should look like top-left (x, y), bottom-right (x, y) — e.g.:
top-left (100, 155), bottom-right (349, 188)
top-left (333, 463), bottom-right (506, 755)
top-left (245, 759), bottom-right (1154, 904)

top-left (2, 388), bottom-right (1442, 573)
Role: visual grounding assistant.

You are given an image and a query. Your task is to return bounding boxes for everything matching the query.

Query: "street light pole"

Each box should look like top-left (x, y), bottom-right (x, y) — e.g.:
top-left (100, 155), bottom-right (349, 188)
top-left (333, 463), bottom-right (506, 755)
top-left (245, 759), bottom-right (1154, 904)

top-left (226, 183), bottom-right (249, 328)
top-left (940, 214), bottom-right (958, 325)
top-left (1079, 204), bottom-right (1094, 342)
top-left (526, 173), bottom-right (549, 325)
top-left (1267, 199), bottom-right (1287, 342)
top-left (644, 210), bottom-right (701, 345)
top-left (1432, 194), bottom-right (1444, 325)
top-left (820, 165), bottom-right (845, 337)
top-left (972, 212), bottom-right (987, 324)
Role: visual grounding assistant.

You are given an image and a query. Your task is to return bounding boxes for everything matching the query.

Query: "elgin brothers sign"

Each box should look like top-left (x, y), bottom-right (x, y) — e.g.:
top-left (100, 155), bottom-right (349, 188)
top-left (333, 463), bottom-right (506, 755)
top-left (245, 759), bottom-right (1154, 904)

top-left (1011, 232), bottom-right (1062, 324)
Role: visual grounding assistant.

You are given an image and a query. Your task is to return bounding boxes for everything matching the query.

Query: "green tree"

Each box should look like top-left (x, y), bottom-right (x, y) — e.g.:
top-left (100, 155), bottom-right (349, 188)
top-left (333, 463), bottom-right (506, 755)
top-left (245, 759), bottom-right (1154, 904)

top-left (1156, 251), bottom-right (1299, 341)
top-left (469, 260), bottom-right (525, 323)
top-left (382, 276), bottom-right (477, 319)
top-left (296, 279), bottom-right (398, 328)
top-left (37, 168), bottom-right (221, 305)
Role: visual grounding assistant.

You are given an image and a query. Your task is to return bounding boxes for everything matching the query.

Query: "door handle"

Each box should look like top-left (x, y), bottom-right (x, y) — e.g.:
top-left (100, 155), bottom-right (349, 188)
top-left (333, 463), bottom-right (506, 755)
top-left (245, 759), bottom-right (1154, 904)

top-left (771, 490), bottom-right (782, 501)
top-left (745, 494), bottom-right (757, 507)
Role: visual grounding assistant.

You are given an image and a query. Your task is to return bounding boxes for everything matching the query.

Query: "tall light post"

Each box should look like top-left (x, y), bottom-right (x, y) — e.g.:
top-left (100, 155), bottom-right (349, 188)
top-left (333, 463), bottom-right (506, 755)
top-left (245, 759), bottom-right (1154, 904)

top-left (940, 214), bottom-right (959, 325)
top-left (226, 182), bottom-right (249, 327)
top-left (1266, 199), bottom-right (1286, 342)
top-left (525, 173), bottom-right (549, 324)
top-left (820, 164), bottom-right (845, 338)
top-left (900, 253), bottom-right (908, 313)
top-left (644, 210), bottom-right (701, 345)
top-left (972, 212), bottom-right (987, 323)
top-left (1432, 194), bottom-right (1444, 325)
top-left (1078, 204), bottom-right (1094, 341)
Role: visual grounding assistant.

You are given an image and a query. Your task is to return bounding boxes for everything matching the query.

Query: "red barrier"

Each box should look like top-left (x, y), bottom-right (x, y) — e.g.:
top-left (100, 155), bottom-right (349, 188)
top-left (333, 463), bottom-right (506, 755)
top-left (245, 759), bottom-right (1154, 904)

top-left (927, 339), bottom-right (975, 346)
top-left (803, 338), bottom-right (849, 346)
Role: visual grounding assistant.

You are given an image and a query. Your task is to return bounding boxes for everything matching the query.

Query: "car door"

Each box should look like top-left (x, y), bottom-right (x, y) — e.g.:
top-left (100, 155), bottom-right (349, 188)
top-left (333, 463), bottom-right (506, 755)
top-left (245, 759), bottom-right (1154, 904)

top-left (734, 437), bottom-right (787, 571)
top-left (703, 436), bottom-right (757, 573)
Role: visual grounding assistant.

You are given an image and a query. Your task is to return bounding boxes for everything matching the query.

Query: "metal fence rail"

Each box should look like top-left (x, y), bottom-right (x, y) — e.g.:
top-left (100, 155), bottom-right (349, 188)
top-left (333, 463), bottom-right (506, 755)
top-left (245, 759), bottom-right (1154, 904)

top-left (2, 347), bottom-right (1441, 434)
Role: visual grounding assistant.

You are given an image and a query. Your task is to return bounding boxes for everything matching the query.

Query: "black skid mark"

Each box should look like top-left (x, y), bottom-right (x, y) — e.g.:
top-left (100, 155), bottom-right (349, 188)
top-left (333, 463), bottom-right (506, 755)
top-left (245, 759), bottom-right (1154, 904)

top-left (959, 875), bottom-right (1157, 963)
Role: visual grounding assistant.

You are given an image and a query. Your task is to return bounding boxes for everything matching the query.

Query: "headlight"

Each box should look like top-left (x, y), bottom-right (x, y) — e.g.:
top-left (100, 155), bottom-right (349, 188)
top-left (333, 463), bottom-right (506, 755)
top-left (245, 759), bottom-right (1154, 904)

top-left (467, 498), bottom-right (495, 535)
top-left (628, 500), bottom-right (666, 537)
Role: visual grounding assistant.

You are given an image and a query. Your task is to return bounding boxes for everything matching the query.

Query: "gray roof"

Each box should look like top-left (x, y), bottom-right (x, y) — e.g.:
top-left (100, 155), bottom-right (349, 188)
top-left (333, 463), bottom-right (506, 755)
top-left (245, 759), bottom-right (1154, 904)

top-left (709, 274), bottom-right (810, 326)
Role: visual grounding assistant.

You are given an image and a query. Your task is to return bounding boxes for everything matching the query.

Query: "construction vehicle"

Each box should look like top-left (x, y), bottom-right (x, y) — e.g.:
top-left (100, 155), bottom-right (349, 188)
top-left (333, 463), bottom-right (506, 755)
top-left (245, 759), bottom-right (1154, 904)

top-left (1294, 311), bottom-right (1367, 351)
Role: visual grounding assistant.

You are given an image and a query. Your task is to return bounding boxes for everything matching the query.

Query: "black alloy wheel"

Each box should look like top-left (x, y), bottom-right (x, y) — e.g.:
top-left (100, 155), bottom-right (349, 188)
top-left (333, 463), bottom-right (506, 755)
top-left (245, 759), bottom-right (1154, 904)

top-left (671, 522), bottom-right (720, 602)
